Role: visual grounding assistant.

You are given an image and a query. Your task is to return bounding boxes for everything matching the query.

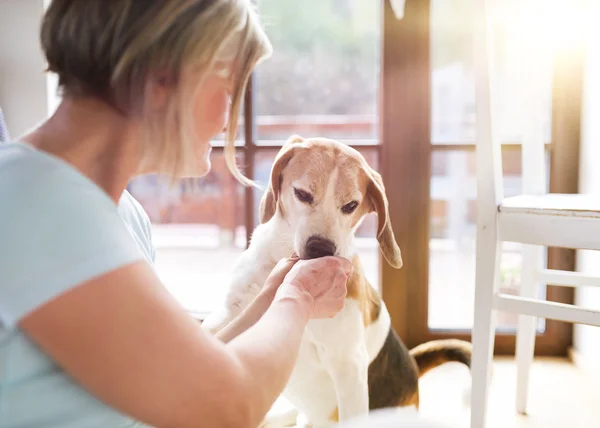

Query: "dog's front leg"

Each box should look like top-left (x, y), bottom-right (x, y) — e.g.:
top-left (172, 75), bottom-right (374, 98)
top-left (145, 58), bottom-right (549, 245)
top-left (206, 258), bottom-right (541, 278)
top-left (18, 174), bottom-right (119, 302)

top-left (201, 280), bottom-right (263, 334)
top-left (323, 343), bottom-right (369, 421)
top-left (309, 302), bottom-right (370, 422)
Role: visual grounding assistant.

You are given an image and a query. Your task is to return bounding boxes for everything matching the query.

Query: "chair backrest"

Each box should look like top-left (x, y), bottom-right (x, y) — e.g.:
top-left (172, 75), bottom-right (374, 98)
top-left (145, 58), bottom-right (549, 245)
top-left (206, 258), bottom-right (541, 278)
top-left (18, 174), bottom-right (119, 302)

top-left (475, 0), bottom-right (549, 216)
top-left (474, 0), bottom-right (504, 225)
top-left (518, 18), bottom-right (549, 196)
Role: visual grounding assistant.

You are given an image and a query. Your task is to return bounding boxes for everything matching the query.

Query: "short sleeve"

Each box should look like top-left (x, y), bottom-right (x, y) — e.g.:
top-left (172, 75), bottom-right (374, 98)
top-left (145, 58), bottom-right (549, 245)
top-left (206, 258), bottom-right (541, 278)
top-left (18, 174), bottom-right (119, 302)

top-left (0, 153), bottom-right (145, 327)
top-left (118, 190), bottom-right (156, 264)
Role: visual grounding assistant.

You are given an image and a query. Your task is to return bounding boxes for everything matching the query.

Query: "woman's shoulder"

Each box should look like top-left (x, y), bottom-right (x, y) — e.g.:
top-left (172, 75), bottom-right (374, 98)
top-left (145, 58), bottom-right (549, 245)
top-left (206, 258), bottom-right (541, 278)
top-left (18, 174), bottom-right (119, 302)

top-left (0, 142), bottom-right (115, 206)
top-left (0, 143), bottom-right (146, 328)
top-left (0, 143), bottom-right (124, 237)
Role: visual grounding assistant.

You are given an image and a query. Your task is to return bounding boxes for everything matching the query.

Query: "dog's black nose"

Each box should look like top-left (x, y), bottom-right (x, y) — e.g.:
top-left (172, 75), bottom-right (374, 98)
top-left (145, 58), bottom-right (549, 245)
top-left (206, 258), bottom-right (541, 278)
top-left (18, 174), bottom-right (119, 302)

top-left (304, 236), bottom-right (336, 259)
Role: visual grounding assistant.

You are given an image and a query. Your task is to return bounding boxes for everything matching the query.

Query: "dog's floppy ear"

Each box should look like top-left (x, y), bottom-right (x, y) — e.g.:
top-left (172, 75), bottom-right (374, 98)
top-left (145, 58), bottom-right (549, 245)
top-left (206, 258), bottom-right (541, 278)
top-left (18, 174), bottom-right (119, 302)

top-left (259, 135), bottom-right (305, 223)
top-left (366, 168), bottom-right (402, 269)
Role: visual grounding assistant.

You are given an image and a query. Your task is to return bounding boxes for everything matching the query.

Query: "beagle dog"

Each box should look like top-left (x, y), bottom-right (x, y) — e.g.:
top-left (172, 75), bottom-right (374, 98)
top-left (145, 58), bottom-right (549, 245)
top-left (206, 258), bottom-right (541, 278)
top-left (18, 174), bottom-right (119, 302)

top-left (202, 136), bottom-right (471, 427)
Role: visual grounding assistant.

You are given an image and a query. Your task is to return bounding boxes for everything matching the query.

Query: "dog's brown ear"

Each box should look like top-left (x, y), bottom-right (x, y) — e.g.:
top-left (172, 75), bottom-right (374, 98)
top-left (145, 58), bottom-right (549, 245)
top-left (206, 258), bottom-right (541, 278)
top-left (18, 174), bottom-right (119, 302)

top-left (259, 135), bottom-right (305, 223)
top-left (366, 169), bottom-right (402, 269)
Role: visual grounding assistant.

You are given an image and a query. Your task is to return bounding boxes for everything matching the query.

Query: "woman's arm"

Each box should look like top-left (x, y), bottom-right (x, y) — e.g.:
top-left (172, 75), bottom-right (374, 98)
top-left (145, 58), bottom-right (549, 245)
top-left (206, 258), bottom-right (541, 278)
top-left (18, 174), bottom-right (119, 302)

top-left (20, 257), bottom-right (348, 428)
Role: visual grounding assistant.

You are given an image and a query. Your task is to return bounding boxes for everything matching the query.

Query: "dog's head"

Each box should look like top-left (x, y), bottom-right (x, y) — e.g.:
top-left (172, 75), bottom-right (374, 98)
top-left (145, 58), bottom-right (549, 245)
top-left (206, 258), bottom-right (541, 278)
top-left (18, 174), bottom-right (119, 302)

top-left (259, 135), bottom-right (402, 269)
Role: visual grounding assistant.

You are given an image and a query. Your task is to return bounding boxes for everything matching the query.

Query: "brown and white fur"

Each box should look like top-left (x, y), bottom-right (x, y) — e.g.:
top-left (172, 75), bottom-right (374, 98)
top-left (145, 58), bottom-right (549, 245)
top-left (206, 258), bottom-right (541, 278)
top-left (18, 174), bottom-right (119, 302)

top-left (202, 136), bottom-right (472, 427)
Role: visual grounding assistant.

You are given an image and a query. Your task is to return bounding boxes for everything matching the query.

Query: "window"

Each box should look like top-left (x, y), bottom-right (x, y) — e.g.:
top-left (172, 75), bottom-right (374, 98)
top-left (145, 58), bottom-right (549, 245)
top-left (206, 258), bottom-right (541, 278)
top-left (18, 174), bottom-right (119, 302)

top-left (255, 0), bottom-right (380, 142)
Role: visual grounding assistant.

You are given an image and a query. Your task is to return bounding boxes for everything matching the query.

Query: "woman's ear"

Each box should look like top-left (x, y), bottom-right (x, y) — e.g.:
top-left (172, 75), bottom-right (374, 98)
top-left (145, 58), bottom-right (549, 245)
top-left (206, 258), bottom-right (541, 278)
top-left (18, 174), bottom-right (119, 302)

top-left (145, 71), bottom-right (176, 111)
top-left (258, 135), bottom-right (305, 223)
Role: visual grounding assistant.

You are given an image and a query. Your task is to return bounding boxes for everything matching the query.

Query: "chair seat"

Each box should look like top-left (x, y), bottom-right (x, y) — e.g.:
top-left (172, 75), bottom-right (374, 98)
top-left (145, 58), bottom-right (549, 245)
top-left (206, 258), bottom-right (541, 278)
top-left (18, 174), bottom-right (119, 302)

top-left (498, 194), bottom-right (600, 250)
top-left (500, 194), bottom-right (600, 219)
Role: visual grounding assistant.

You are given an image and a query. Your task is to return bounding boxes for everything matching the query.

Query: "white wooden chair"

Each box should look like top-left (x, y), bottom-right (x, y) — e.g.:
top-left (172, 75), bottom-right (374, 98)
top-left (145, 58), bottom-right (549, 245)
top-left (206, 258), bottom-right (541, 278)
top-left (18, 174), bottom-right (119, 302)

top-left (470, 1), bottom-right (600, 427)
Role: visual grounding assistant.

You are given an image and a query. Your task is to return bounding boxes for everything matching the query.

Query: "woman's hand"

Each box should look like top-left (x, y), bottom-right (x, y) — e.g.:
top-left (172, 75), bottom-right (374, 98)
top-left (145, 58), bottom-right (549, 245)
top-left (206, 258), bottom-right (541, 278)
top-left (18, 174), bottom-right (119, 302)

top-left (275, 256), bottom-right (353, 319)
top-left (226, 254), bottom-right (351, 336)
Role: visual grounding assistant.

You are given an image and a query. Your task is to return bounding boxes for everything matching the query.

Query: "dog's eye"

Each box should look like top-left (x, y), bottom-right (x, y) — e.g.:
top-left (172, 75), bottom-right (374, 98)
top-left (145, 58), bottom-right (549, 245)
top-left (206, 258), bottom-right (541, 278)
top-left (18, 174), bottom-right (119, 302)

top-left (294, 188), bottom-right (313, 204)
top-left (342, 201), bottom-right (359, 214)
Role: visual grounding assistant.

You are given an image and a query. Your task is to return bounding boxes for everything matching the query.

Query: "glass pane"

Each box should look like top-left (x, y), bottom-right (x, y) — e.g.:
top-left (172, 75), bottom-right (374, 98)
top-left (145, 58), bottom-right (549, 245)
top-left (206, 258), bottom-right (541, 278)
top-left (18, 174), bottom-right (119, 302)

top-left (430, 0), bottom-right (553, 145)
top-left (253, 148), bottom-right (381, 289)
top-left (128, 152), bottom-right (246, 317)
top-left (428, 149), bottom-right (549, 330)
top-left (256, 0), bottom-right (380, 142)
top-left (428, 0), bottom-right (558, 331)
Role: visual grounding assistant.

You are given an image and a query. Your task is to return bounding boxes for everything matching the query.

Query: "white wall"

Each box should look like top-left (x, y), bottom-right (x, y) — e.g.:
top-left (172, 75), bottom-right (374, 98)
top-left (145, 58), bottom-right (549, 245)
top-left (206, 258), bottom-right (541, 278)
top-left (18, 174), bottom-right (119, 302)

top-left (574, 0), bottom-right (600, 375)
top-left (0, 0), bottom-right (49, 139)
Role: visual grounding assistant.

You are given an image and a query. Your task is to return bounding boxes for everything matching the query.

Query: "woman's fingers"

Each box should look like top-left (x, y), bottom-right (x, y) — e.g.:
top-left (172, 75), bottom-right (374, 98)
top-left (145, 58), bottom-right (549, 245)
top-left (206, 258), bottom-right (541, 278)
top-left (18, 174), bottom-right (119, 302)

top-left (277, 256), bottom-right (352, 319)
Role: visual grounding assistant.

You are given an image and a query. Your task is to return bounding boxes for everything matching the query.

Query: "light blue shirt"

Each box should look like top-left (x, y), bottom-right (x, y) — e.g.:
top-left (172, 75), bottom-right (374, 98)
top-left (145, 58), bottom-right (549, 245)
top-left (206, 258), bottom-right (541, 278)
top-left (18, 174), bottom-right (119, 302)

top-left (0, 142), bottom-right (155, 427)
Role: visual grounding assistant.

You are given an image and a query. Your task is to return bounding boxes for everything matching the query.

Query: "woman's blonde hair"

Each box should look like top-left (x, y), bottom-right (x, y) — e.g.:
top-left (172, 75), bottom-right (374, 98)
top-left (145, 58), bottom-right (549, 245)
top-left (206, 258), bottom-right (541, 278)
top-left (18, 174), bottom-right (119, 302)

top-left (41, 0), bottom-right (272, 185)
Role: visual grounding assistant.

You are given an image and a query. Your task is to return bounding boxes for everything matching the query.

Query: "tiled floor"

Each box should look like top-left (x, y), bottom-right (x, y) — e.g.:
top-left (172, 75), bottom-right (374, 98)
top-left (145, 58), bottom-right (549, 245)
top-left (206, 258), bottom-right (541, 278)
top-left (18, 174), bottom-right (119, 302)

top-left (267, 358), bottom-right (598, 428)
top-left (417, 357), bottom-right (598, 428)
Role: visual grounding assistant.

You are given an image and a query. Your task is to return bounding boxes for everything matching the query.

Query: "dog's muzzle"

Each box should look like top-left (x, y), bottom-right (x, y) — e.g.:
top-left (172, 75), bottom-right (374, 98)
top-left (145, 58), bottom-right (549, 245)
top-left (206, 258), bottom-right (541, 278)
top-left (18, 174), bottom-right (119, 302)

top-left (304, 235), bottom-right (337, 259)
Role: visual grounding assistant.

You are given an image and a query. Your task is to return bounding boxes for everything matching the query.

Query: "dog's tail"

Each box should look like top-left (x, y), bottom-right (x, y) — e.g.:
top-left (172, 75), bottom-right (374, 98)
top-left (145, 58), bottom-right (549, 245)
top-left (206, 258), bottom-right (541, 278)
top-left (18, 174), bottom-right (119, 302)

top-left (409, 339), bottom-right (472, 377)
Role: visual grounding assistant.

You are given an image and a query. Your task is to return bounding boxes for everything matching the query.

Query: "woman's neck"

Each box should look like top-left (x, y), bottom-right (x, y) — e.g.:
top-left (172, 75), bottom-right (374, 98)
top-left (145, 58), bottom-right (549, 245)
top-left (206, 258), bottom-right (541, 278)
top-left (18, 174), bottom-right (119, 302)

top-left (21, 96), bottom-right (140, 203)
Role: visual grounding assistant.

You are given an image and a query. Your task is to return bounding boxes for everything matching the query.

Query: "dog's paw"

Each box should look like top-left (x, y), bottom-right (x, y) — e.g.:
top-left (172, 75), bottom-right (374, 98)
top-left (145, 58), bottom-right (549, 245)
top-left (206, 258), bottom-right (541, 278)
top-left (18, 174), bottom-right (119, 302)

top-left (295, 414), bottom-right (337, 428)
top-left (336, 407), bottom-right (449, 428)
top-left (261, 396), bottom-right (299, 428)
top-left (296, 412), bottom-right (310, 427)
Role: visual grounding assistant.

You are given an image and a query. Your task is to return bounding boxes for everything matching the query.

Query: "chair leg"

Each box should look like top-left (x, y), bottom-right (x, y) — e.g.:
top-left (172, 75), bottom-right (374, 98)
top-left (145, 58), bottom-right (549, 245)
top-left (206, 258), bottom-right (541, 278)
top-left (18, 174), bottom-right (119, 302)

top-left (515, 244), bottom-right (542, 415)
top-left (471, 240), bottom-right (501, 428)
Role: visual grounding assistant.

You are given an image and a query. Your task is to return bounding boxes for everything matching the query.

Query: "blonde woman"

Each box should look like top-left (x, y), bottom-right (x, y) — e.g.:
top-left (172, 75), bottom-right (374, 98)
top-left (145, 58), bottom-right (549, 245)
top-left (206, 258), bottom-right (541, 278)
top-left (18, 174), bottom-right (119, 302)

top-left (0, 1), bottom-right (351, 427)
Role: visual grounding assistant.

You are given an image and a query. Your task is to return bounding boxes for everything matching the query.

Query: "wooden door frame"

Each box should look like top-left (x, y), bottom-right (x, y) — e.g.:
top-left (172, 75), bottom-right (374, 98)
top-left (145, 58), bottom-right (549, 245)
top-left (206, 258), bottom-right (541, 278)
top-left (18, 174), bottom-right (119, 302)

top-left (380, 0), bottom-right (583, 355)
